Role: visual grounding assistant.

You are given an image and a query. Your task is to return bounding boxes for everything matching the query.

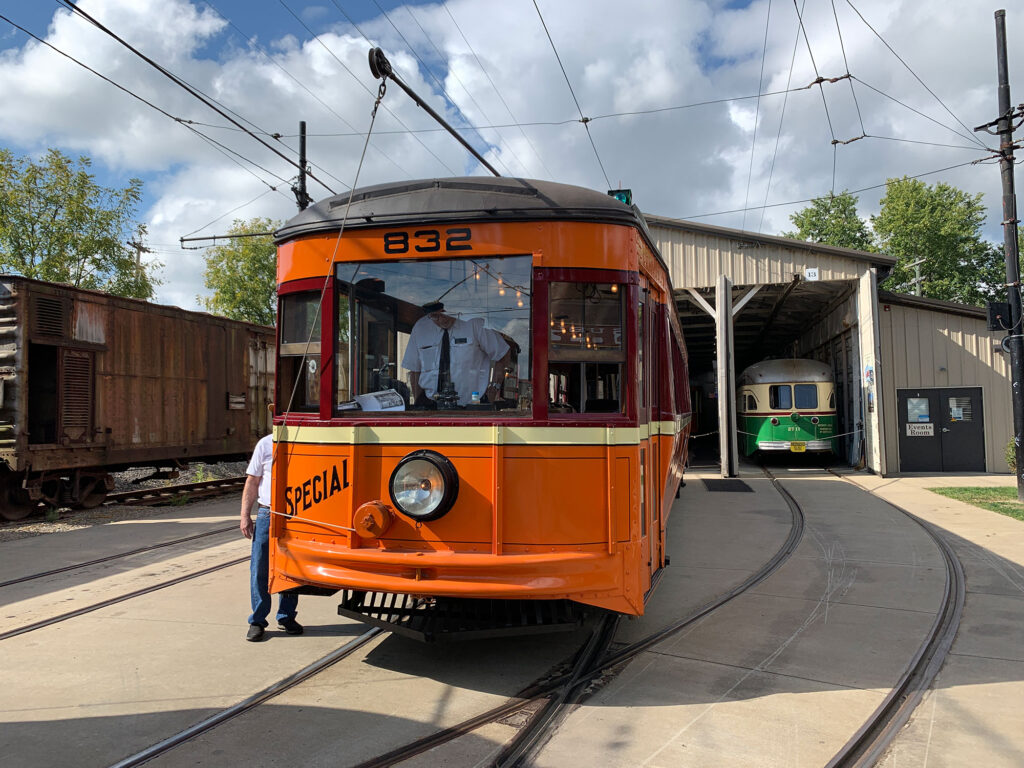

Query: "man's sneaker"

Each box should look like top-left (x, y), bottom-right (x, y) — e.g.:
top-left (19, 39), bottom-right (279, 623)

top-left (278, 618), bottom-right (304, 635)
top-left (246, 624), bottom-right (265, 642)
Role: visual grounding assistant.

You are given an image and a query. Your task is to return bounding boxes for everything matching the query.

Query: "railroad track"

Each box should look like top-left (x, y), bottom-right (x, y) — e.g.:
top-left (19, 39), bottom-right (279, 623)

top-left (822, 465), bottom-right (966, 768)
top-left (84, 474), bottom-right (806, 768)
top-left (0, 553), bottom-right (249, 643)
top-left (0, 524), bottom-right (237, 589)
top-left (104, 475), bottom-right (248, 506)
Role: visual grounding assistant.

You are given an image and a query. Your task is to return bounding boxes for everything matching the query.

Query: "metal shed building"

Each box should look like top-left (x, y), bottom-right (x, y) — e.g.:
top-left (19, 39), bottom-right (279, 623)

top-left (643, 213), bottom-right (1012, 477)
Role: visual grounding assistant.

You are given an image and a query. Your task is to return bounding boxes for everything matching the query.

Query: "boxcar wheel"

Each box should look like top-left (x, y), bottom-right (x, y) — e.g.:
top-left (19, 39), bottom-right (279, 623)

top-left (77, 475), bottom-right (112, 509)
top-left (1, 482), bottom-right (37, 521)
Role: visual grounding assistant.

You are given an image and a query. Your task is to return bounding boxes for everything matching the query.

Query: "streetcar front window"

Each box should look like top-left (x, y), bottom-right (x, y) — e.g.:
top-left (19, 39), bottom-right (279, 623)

top-left (548, 282), bottom-right (624, 414)
top-left (794, 384), bottom-right (818, 410)
top-left (769, 385), bottom-right (792, 410)
top-left (277, 291), bottom-right (322, 413)
top-left (334, 256), bottom-right (531, 416)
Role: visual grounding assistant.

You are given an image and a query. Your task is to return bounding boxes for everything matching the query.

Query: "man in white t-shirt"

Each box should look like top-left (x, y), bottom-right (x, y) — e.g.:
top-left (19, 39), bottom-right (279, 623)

top-left (402, 302), bottom-right (511, 407)
top-left (240, 434), bottom-right (300, 642)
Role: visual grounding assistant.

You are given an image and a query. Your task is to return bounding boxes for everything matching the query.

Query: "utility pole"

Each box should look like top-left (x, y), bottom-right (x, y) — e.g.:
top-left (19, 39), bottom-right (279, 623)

top-left (292, 121), bottom-right (312, 211)
top-left (126, 239), bottom-right (152, 286)
top-left (976, 9), bottom-right (1024, 499)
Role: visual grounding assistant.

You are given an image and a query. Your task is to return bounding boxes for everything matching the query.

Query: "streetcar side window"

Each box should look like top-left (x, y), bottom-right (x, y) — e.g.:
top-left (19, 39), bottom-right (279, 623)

top-left (829, 391), bottom-right (836, 409)
top-left (768, 385), bottom-right (792, 410)
top-left (794, 384), bottom-right (818, 409)
top-left (277, 291), bottom-right (322, 413)
top-left (548, 282), bottom-right (624, 414)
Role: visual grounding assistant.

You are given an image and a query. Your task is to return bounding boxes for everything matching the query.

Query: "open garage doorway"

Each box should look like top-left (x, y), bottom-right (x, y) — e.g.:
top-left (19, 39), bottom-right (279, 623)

top-left (675, 276), bottom-right (864, 474)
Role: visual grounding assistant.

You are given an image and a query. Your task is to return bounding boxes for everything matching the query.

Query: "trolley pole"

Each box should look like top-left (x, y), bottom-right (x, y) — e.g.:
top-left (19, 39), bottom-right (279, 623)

top-left (977, 10), bottom-right (1024, 498)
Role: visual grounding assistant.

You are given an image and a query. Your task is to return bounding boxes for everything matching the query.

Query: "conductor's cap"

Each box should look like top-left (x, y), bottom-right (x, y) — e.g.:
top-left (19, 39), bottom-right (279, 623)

top-left (422, 301), bottom-right (445, 313)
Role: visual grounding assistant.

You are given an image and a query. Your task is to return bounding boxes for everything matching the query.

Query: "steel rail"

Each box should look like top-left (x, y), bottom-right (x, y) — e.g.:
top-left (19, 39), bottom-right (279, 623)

top-left (355, 470), bottom-right (805, 768)
top-left (104, 475), bottom-right (247, 506)
top-left (492, 613), bottom-right (621, 768)
top-left (0, 555), bottom-right (249, 642)
top-left (0, 525), bottom-right (236, 589)
top-left (108, 628), bottom-right (384, 768)
top-left (824, 468), bottom-right (966, 768)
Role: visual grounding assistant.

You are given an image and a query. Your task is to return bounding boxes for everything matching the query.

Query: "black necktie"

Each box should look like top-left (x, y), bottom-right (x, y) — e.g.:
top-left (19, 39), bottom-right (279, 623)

top-left (439, 328), bottom-right (451, 389)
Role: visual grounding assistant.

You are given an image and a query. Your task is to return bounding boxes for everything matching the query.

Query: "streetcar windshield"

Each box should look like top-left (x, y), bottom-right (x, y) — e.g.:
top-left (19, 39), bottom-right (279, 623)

top-left (333, 256), bottom-right (532, 416)
top-left (794, 384), bottom-right (818, 410)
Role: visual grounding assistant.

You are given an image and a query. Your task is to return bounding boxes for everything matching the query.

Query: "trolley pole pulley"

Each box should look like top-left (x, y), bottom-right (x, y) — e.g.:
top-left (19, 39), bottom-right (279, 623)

top-left (367, 47), bottom-right (501, 178)
top-left (975, 10), bottom-right (1024, 499)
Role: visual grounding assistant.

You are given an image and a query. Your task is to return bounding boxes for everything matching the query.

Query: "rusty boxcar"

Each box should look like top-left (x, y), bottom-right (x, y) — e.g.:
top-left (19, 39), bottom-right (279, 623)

top-left (0, 275), bottom-right (275, 520)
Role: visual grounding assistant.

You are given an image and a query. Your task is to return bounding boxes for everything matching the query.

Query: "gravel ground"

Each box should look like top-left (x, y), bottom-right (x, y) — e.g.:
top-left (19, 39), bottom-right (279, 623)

top-left (0, 461), bottom-right (247, 543)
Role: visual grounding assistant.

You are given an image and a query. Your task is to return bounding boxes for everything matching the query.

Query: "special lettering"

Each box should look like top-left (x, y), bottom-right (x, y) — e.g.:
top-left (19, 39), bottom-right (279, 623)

top-left (285, 461), bottom-right (349, 516)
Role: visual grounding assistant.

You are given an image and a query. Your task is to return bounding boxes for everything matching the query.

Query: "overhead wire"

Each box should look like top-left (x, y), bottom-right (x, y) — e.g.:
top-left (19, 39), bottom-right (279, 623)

top-left (844, 0), bottom-right (987, 149)
top-left (0, 12), bottom-right (293, 199)
top-left (742, 0), bottom-right (773, 232)
top-left (687, 157), bottom-right (986, 221)
top-left (531, 0), bottom-right (612, 190)
top-left (368, 0), bottom-right (513, 176)
top-left (54, 0), bottom-right (338, 195)
top-left (181, 187), bottom-right (281, 239)
top-left (200, 1), bottom-right (411, 184)
top-left (852, 76), bottom-right (997, 151)
top-left (829, 0), bottom-right (865, 135)
top-left (280, 0), bottom-right (458, 176)
top-left (444, 4), bottom-right (554, 179)
top-left (792, 0), bottom-right (839, 194)
top-left (757, 0), bottom-right (807, 233)
top-left (404, 3), bottom-right (531, 176)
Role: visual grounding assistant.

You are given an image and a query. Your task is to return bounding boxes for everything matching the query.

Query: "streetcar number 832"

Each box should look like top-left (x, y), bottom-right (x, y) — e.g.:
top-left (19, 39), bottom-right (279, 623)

top-left (383, 227), bottom-right (472, 254)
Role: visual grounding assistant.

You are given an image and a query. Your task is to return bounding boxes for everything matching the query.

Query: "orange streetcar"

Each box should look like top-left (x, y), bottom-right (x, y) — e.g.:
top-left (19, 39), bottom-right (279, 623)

top-left (269, 178), bottom-right (690, 637)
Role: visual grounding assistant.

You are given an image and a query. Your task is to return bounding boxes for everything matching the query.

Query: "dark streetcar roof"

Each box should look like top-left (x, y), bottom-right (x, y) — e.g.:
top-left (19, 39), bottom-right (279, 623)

top-left (275, 177), bottom-right (652, 243)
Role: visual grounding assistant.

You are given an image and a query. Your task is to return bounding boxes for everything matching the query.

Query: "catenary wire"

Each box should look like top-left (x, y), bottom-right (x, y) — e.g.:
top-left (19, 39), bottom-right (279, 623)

top-left (197, 1), bottom-right (409, 183)
top-left (742, 0), bottom-right (773, 232)
top-left (852, 76), bottom-right (997, 151)
top-left (181, 187), bottom-right (281, 239)
top-left (445, 4), bottom-right (554, 179)
top-left (844, 0), bottom-right (987, 149)
top-left (367, 0), bottom-right (515, 177)
top-left (758, 0), bottom-right (807, 233)
top-left (687, 157), bottom-right (985, 220)
top-left (280, 0), bottom-right (458, 177)
top-left (404, 3), bottom-right (530, 176)
top-left (532, 0), bottom-right (612, 190)
top-left (792, 0), bottom-right (839, 194)
top-left (830, 0), bottom-right (866, 135)
top-left (0, 12), bottom-right (292, 198)
top-left (54, 0), bottom-right (337, 195)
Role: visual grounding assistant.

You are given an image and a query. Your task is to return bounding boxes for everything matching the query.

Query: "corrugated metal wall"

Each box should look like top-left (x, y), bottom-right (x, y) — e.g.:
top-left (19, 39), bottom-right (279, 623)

top-left (879, 301), bottom-right (1011, 472)
top-left (650, 226), bottom-right (869, 289)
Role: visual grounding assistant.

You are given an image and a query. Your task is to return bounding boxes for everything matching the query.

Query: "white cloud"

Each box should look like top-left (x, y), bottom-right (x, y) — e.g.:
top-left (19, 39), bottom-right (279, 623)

top-left (0, 0), bottom-right (1018, 310)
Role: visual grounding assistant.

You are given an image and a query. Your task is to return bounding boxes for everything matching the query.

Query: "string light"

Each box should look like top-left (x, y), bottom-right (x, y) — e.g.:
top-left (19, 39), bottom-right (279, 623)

top-left (610, 284), bottom-right (619, 293)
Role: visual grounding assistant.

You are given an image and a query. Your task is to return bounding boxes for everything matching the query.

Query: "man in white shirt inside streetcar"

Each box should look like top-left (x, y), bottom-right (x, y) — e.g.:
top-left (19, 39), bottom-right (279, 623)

top-left (402, 301), bottom-right (511, 407)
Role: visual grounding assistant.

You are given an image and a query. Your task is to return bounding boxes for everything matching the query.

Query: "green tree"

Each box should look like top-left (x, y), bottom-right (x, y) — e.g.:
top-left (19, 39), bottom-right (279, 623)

top-left (873, 177), bottom-right (1004, 306)
top-left (200, 217), bottom-right (278, 325)
top-left (782, 191), bottom-right (876, 252)
top-left (0, 148), bottom-right (159, 298)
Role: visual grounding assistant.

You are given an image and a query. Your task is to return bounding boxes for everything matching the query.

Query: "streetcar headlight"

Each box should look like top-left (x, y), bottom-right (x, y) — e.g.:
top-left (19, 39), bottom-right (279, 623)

top-left (770, 417), bottom-right (779, 426)
top-left (811, 416), bottom-right (820, 425)
top-left (389, 450), bottom-right (459, 522)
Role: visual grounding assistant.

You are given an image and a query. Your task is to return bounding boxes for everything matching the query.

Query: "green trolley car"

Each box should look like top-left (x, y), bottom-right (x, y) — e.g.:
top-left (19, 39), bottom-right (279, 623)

top-left (737, 359), bottom-right (836, 455)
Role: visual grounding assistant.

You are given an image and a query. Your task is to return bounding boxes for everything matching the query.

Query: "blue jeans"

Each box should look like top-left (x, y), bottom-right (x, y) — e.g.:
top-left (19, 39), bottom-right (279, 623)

top-left (248, 507), bottom-right (298, 627)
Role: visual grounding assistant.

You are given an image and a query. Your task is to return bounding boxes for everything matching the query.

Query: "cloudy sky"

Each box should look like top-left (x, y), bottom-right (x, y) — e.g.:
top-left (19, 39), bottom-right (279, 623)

top-left (0, 0), bottom-right (1019, 310)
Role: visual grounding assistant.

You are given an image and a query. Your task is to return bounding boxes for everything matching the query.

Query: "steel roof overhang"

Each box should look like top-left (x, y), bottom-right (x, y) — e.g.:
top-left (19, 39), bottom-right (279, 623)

top-left (275, 177), bottom-right (655, 248)
top-left (645, 213), bottom-right (896, 273)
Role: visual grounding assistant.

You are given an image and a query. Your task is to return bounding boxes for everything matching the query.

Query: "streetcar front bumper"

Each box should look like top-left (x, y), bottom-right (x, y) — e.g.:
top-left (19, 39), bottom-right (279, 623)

top-left (757, 440), bottom-right (833, 452)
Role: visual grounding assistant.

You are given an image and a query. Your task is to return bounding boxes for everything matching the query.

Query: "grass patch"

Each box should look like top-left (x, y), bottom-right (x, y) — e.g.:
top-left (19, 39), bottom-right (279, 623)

top-left (928, 486), bottom-right (1024, 522)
